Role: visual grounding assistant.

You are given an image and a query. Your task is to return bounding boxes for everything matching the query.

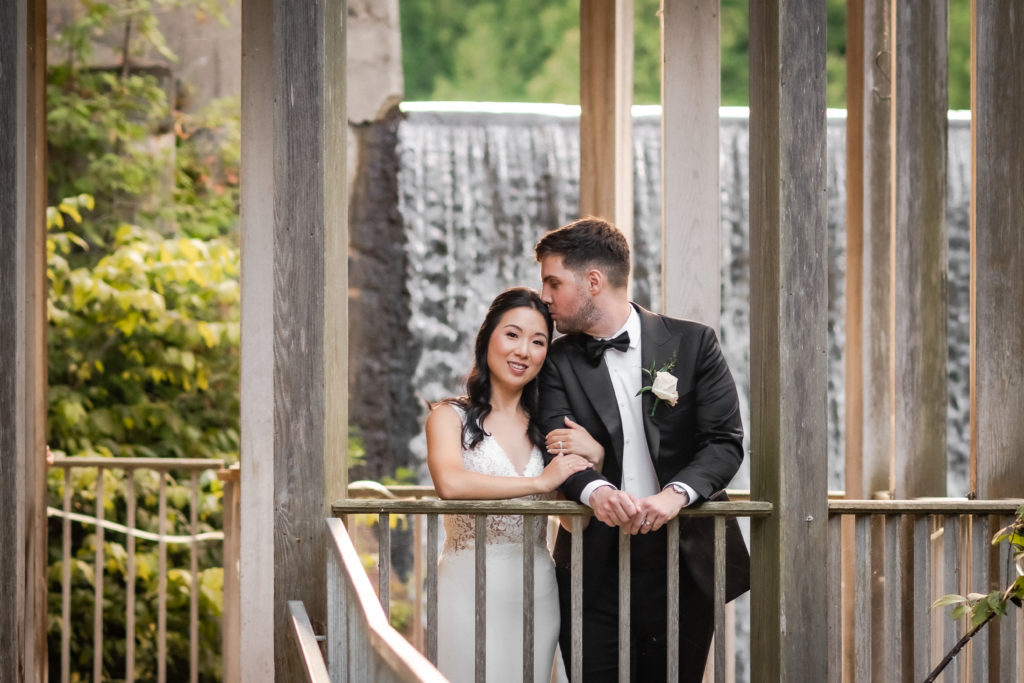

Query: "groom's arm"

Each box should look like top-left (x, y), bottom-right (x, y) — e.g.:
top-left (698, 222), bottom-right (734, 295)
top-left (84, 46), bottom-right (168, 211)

top-left (537, 354), bottom-right (608, 503)
top-left (666, 326), bottom-right (744, 499)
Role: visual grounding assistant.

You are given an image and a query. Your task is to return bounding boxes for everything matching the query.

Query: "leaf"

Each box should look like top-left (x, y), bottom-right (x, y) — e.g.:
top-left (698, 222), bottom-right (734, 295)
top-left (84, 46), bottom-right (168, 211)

top-left (931, 594), bottom-right (967, 610)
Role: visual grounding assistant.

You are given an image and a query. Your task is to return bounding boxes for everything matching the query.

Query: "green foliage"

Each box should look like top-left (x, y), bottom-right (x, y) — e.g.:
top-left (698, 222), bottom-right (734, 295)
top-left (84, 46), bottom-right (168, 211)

top-left (400, 0), bottom-right (973, 109)
top-left (46, 1), bottom-right (240, 680)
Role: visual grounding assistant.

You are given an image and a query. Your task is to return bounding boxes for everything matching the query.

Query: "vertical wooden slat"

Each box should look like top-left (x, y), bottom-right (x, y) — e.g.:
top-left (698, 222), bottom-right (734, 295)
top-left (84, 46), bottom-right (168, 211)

top-left (854, 515), bottom-right (871, 680)
top-left (713, 516), bottom-right (726, 683)
top-left (571, 515), bottom-right (583, 683)
top-left (883, 514), bottom-right (902, 679)
top-left (326, 538), bottom-right (346, 681)
top-left (942, 516), bottom-right (961, 681)
top-left (126, 472), bottom-right (137, 682)
top-left (190, 470), bottom-right (200, 683)
top-left (997, 514), bottom-right (1018, 681)
top-left (913, 515), bottom-right (931, 680)
top-left (579, 0), bottom-right (634, 242)
top-left (522, 515), bottom-right (535, 682)
top-left (827, 513), bottom-right (842, 683)
top-left (219, 468), bottom-right (241, 683)
top-left (969, 515), bottom-right (990, 682)
top-left (94, 469), bottom-right (106, 683)
top-left (748, 2), bottom-right (829, 681)
top-left (971, 0), bottom-right (1024, 500)
top-left (660, 0), bottom-right (721, 324)
top-left (891, 0), bottom-right (948, 501)
top-left (474, 515), bottom-right (486, 683)
top-left (413, 513), bottom-right (424, 651)
top-left (618, 530), bottom-right (630, 683)
top-left (158, 471), bottom-right (168, 683)
top-left (240, 0), bottom-right (349, 676)
top-left (667, 516), bottom-right (680, 679)
top-left (62, 468), bottom-right (72, 683)
top-left (378, 512), bottom-right (390, 616)
top-left (426, 514), bottom-right (438, 665)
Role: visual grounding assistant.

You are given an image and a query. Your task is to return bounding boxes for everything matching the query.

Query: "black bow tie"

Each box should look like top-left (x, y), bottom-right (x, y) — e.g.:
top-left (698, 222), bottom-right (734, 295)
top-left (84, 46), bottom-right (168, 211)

top-left (582, 331), bottom-right (630, 366)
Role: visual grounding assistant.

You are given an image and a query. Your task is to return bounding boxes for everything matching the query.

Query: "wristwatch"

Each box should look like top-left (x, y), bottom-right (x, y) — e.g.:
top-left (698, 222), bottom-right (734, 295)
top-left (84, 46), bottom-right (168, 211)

top-left (666, 483), bottom-right (690, 504)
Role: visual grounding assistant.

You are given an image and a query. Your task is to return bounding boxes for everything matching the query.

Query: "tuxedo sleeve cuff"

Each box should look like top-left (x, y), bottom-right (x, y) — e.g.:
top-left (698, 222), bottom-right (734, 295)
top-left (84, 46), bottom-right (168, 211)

top-left (580, 481), bottom-right (616, 507)
top-left (664, 482), bottom-right (698, 507)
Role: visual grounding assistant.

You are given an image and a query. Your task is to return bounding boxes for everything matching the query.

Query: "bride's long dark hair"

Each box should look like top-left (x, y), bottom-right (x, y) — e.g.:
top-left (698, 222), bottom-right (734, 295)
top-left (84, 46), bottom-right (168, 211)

top-left (444, 287), bottom-right (553, 451)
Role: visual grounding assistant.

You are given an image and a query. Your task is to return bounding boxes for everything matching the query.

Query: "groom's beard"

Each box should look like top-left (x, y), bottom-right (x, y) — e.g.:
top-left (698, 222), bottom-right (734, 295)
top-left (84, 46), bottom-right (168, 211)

top-left (554, 293), bottom-right (599, 335)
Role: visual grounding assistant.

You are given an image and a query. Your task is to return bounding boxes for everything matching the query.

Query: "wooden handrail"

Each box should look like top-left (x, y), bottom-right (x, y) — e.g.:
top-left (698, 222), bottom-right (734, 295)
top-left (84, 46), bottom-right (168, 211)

top-left (51, 456), bottom-right (226, 471)
top-left (324, 518), bottom-right (447, 682)
top-left (287, 601), bottom-right (331, 683)
top-left (828, 498), bottom-right (1024, 515)
top-left (332, 498), bottom-right (773, 517)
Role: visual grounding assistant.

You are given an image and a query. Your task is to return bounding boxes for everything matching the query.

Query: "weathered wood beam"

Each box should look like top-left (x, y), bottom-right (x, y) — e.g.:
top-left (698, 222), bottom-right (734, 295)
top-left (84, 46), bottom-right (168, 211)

top-left (748, 1), bottom-right (829, 680)
top-left (891, 1), bottom-right (948, 499)
top-left (847, 0), bottom-right (895, 501)
top-left (240, 0), bottom-right (348, 678)
top-left (0, 0), bottom-right (47, 681)
top-left (971, 0), bottom-right (1024, 501)
top-left (660, 0), bottom-right (720, 326)
top-left (580, 0), bottom-right (634, 244)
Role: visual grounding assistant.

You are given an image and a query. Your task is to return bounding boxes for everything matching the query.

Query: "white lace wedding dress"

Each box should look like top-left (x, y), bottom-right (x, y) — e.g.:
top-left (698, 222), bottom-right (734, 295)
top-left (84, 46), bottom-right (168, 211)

top-left (436, 408), bottom-right (565, 683)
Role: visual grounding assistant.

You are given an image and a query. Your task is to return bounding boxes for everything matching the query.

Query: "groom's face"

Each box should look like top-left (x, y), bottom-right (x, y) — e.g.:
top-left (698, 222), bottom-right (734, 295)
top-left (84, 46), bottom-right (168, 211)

top-left (539, 254), bottom-right (598, 335)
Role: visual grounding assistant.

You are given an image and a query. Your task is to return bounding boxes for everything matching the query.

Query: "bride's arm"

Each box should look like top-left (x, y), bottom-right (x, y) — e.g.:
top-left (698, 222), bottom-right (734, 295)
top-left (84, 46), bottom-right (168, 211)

top-left (426, 403), bottom-right (592, 500)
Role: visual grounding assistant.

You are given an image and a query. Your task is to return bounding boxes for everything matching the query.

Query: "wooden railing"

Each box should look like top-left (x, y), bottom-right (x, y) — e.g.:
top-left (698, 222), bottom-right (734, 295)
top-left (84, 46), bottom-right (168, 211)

top-left (328, 494), bottom-right (772, 683)
top-left (828, 499), bottom-right (1024, 682)
top-left (48, 457), bottom-right (240, 683)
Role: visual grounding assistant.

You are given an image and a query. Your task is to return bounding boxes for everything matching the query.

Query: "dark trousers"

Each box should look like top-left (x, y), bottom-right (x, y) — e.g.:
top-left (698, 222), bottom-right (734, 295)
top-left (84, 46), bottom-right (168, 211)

top-left (556, 530), bottom-right (714, 683)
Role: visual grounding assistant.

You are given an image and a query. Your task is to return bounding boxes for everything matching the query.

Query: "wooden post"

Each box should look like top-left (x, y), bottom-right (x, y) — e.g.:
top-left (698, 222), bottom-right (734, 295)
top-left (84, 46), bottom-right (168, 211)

top-left (891, 0), bottom-right (948, 499)
top-left (971, 1), bottom-right (1024, 501)
top-left (240, 0), bottom-right (349, 679)
top-left (0, 0), bottom-right (47, 681)
top-left (847, 0), bottom-right (895, 501)
top-left (748, 2), bottom-right (829, 681)
top-left (580, 0), bottom-right (634, 244)
top-left (659, 0), bottom-right (720, 327)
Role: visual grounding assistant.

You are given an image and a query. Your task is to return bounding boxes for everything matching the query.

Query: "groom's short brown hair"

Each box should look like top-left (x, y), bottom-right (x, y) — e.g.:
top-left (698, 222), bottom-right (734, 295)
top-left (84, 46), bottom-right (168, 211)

top-left (534, 217), bottom-right (631, 289)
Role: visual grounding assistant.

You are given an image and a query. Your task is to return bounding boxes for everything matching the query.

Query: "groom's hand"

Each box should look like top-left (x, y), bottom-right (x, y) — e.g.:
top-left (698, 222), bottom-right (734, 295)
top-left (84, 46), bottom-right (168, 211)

top-left (629, 488), bottom-right (689, 535)
top-left (589, 486), bottom-right (639, 527)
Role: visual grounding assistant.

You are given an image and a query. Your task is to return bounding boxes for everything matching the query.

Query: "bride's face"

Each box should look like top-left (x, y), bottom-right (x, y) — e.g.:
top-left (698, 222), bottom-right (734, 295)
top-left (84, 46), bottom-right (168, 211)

top-left (486, 307), bottom-right (550, 389)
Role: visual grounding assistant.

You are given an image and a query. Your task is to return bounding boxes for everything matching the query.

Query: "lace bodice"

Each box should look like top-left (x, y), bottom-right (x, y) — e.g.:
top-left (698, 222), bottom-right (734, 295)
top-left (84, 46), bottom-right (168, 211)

top-left (441, 407), bottom-right (551, 554)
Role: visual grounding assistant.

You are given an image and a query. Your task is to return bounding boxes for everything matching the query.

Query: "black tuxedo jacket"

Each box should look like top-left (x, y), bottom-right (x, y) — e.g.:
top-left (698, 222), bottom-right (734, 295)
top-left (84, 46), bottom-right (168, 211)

top-left (537, 304), bottom-right (750, 602)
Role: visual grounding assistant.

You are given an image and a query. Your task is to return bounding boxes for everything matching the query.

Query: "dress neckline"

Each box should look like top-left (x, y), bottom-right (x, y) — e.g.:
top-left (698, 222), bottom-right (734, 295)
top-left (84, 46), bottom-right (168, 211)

top-left (483, 433), bottom-right (539, 478)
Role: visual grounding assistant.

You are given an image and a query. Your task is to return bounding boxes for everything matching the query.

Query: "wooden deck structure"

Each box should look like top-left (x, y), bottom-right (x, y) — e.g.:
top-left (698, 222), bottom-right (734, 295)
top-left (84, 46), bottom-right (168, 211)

top-left (4, 0), bottom-right (1024, 680)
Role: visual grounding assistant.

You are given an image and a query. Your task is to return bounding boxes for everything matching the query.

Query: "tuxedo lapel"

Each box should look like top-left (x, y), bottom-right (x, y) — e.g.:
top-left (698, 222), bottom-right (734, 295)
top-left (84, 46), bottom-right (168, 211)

top-left (565, 341), bottom-right (625, 468)
top-left (637, 305), bottom-right (675, 464)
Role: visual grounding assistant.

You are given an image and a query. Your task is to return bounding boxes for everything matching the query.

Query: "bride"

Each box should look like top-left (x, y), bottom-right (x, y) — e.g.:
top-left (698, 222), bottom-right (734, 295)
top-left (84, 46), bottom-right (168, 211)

top-left (426, 287), bottom-right (601, 683)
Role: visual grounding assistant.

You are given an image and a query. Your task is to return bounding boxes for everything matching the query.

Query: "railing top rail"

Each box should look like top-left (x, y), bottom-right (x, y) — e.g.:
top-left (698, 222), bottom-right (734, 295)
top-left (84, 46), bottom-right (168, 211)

top-left (829, 498), bottom-right (1024, 515)
top-left (52, 456), bottom-right (227, 472)
top-left (331, 498), bottom-right (773, 517)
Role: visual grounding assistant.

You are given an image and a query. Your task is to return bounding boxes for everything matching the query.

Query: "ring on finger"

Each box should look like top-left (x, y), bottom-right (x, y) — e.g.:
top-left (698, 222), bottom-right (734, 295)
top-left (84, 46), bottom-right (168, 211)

top-left (558, 440), bottom-right (563, 451)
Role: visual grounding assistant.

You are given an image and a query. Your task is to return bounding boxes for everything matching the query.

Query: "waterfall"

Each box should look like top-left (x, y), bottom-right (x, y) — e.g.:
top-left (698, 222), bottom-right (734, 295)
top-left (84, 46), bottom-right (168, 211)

top-left (395, 103), bottom-right (971, 496)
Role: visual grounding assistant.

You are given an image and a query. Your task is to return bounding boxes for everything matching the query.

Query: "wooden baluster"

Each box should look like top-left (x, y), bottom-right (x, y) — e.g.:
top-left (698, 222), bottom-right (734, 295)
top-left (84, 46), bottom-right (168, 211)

top-left (522, 514), bottom-right (535, 682)
top-left (158, 471), bottom-right (168, 683)
top-left (61, 467), bottom-right (71, 683)
top-left (93, 468), bottom-right (105, 683)
top-left (713, 516), bottom-right (726, 683)
top-left (378, 512), bottom-right (390, 616)
top-left (126, 471), bottom-right (137, 682)
top-left (474, 515), bottom-right (486, 683)
top-left (667, 516), bottom-right (679, 680)
top-left (426, 513), bottom-right (438, 665)
top-left (618, 529), bottom-right (629, 683)
top-left (571, 515), bottom-right (583, 683)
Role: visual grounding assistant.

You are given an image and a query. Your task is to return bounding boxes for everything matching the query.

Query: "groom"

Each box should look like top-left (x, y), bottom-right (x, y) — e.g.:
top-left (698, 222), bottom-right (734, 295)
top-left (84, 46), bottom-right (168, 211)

top-left (535, 217), bottom-right (749, 682)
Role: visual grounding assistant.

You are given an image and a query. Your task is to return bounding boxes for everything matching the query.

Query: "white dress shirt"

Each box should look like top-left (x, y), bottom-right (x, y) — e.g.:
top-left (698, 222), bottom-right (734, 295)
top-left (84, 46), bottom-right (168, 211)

top-left (580, 307), bottom-right (697, 507)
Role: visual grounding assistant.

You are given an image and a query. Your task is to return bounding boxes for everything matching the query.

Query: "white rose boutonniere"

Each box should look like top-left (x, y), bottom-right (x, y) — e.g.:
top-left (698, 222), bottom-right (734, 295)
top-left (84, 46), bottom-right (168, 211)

top-left (636, 355), bottom-right (678, 416)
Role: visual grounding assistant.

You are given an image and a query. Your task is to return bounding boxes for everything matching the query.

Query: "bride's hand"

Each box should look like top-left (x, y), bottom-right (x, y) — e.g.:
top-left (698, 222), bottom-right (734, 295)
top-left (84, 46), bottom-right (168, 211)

top-left (545, 417), bottom-right (605, 472)
top-left (538, 454), bottom-right (593, 491)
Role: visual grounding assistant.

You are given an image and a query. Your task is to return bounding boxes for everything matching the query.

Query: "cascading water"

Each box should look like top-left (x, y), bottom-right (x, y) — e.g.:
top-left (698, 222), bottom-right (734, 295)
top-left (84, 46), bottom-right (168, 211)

top-left (396, 103), bottom-right (971, 496)
top-left (388, 103), bottom-right (970, 682)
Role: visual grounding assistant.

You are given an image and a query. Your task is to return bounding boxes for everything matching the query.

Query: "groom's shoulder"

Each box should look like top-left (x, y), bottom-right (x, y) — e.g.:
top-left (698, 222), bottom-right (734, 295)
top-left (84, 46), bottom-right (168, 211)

top-left (548, 333), bottom-right (582, 359)
top-left (638, 306), bottom-right (715, 339)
